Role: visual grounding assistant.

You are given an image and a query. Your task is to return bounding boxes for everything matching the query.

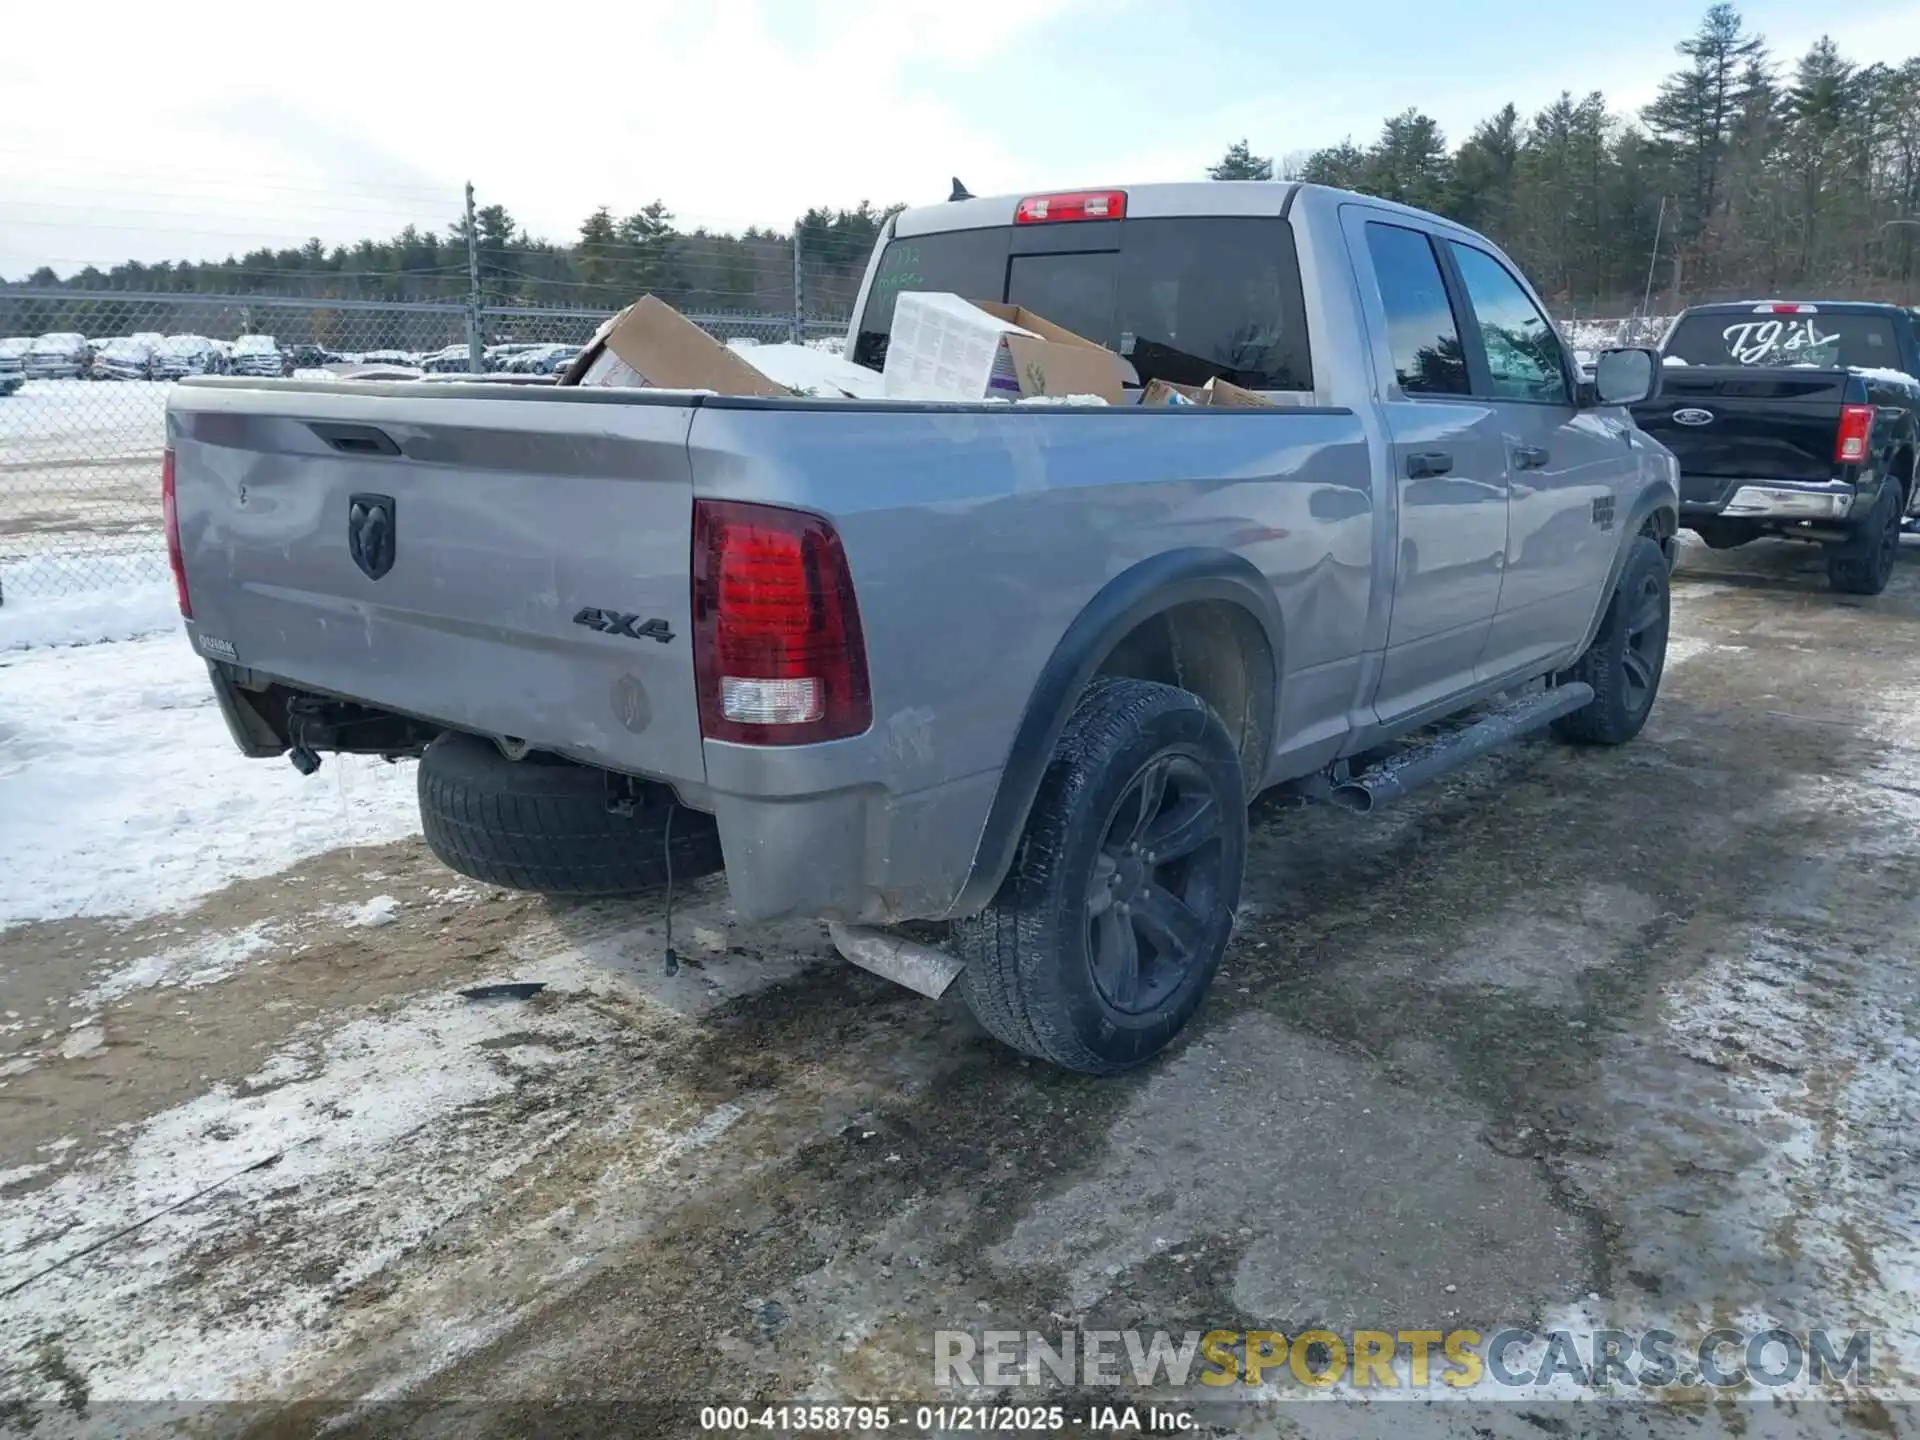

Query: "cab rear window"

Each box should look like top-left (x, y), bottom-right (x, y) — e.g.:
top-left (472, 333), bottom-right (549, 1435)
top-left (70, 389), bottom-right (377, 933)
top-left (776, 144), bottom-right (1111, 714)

top-left (1663, 311), bottom-right (1900, 370)
top-left (853, 217), bottom-right (1313, 392)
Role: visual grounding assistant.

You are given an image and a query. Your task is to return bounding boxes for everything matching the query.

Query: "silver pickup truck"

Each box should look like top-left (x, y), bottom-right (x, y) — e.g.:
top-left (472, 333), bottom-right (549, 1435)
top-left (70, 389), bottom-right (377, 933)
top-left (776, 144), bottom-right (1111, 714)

top-left (165, 181), bottom-right (1679, 1074)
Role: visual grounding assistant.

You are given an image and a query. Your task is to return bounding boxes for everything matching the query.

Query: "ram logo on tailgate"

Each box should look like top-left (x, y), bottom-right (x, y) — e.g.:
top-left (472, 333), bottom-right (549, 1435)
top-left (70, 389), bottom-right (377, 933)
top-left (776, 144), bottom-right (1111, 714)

top-left (347, 493), bottom-right (397, 579)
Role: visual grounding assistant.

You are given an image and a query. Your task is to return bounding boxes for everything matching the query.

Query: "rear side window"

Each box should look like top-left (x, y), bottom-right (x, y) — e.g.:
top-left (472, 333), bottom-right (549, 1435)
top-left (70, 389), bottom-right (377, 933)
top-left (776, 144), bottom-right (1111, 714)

top-left (1363, 222), bottom-right (1468, 396)
top-left (1446, 242), bottom-right (1570, 404)
top-left (1663, 310), bottom-right (1901, 370)
top-left (854, 216), bottom-right (1313, 390)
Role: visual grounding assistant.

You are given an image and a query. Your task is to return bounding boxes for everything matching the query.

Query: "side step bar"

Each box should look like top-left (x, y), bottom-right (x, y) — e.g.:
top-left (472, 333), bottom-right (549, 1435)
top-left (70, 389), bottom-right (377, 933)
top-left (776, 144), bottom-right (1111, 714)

top-left (1313, 682), bottom-right (1595, 815)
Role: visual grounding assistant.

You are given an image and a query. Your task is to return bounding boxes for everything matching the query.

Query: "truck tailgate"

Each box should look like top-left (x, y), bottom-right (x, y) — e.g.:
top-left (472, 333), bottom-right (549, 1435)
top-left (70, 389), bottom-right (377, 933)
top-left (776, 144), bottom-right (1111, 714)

top-left (168, 383), bottom-right (706, 785)
top-left (1634, 367), bottom-right (1849, 488)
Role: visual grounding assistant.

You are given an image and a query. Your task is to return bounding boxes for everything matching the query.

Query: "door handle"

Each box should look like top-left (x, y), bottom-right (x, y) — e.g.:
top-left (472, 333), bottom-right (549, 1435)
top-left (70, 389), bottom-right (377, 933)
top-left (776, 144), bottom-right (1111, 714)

top-left (1406, 451), bottom-right (1453, 478)
top-left (1511, 444), bottom-right (1550, 470)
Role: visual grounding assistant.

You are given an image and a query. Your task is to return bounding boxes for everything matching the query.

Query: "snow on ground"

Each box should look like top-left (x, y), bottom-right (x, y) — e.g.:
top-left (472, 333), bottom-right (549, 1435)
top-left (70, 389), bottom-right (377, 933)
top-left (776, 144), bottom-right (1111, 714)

top-left (0, 378), bottom-right (171, 452)
top-left (0, 576), bottom-right (179, 651)
top-left (0, 989), bottom-right (623, 1404)
top-left (0, 620), bottom-right (418, 925)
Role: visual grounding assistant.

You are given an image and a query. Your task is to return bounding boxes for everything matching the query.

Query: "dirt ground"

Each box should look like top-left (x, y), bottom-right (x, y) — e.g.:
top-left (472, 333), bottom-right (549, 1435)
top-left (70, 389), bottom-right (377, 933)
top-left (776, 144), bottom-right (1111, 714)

top-left (4, 535), bottom-right (1920, 1438)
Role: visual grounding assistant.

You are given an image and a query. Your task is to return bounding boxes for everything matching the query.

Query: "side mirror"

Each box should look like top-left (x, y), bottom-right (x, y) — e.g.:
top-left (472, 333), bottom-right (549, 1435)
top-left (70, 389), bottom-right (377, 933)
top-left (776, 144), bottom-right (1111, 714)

top-left (1591, 346), bottom-right (1661, 407)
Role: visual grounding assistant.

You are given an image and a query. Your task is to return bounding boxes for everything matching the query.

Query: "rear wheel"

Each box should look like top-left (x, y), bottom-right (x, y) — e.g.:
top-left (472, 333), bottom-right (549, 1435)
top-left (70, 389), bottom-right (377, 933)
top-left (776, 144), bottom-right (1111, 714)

top-left (952, 678), bottom-right (1246, 1075)
top-left (417, 731), bottom-right (723, 896)
top-left (1827, 483), bottom-right (1902, 596)
top-left (1551, 535), bottom-right (1670, 747)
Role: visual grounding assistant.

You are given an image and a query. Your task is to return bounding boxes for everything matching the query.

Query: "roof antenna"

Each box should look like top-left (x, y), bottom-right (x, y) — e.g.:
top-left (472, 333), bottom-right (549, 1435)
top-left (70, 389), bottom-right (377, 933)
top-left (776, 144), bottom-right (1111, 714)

top-left (949, 176), bottom-right (973, 202)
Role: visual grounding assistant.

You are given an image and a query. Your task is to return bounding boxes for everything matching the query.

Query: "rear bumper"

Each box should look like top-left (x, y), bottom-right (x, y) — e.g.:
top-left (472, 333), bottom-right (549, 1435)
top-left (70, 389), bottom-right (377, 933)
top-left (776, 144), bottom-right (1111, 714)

top-left (706, 767), bottom-right (998, 926)
top-left (1680, 476), bottom-right (1855, 521)
top-left (203, 651), bottom-right (996, 928)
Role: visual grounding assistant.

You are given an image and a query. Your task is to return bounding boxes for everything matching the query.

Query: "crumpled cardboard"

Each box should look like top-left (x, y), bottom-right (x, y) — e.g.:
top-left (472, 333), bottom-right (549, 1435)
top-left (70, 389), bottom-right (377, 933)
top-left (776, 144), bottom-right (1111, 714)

top-left (559, 295), bottom-right (795, 397)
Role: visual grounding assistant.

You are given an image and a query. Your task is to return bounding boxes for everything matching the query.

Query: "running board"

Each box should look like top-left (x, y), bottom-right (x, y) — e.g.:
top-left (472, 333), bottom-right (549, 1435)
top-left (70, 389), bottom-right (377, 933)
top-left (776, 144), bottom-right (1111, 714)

top-left (828, 923), bottom-right (966, 1000)
top-left (1311, 683), bottom-right (1595, 815)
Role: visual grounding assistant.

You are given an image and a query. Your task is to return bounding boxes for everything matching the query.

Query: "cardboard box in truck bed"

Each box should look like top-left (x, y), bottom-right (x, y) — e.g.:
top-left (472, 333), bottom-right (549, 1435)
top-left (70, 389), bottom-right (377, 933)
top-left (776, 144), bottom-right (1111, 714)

top-left (560, 295), bottom-right (795, 396)
top-left (1139, 376), bottom-right (1276, 408)
top-left (881, 293), bottom-right (1137, 404)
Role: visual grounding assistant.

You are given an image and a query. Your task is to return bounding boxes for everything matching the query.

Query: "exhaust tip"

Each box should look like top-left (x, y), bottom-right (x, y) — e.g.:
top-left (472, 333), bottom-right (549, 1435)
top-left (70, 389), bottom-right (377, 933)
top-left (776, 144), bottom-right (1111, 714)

top-left (1327, 783), bottom-right (1375, 814)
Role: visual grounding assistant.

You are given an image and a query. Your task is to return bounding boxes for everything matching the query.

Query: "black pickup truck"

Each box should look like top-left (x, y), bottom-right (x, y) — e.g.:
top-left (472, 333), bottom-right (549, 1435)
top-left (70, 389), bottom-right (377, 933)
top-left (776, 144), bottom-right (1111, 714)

top-left (1630, 300), bottom-right (1920, 594)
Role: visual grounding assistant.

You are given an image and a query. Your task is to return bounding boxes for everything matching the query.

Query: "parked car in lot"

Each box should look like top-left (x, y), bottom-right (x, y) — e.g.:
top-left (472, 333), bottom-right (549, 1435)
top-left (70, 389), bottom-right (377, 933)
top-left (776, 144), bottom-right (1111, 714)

top-left (228, 334), bottom-right (285, 378)
top-left (0, 336), bottom-right (29, 382)
top-left (504, 343), bottom-right (580, 375)
top-left (152, 335), bottom-right (224, 379)
top-left (25, 332), bottom-right (89, 379)
top-left (359, 349), bottom-right (422, 369)
top-left (420, 345), bottom-right (475, 374)
top-left (165, 180), bottom-right (1678, 1074)
top-left (92, 336), bottom-right (159, 381)
top-left (1631, 300), bottom-right (1920, 594)
top-left (284, 344), bottom-right (345, 370)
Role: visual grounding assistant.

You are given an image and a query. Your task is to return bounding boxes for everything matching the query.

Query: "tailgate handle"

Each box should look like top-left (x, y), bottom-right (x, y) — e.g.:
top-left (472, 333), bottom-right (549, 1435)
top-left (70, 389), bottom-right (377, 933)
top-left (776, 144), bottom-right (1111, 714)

top-left (309, 422), bottom-right (401, 457)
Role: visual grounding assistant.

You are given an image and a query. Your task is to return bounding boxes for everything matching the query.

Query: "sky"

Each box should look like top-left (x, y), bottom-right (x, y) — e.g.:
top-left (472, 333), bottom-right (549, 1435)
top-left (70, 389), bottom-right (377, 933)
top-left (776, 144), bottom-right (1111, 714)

top-left (4, 0), bottom-right (1920, 281)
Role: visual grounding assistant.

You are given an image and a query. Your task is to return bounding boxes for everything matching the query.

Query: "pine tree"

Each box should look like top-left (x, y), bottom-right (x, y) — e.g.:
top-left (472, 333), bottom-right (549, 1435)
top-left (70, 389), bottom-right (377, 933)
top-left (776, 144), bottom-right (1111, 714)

top-left (1209, 140), bottom-right (1275, 181)
top-left (1449, 104), bottom-right (1521, 235)
top-left (1298, 140), bottom-right (1366, 188)
top-left (618, 201), bottom-right (679, 297)
top-left (1360, 110), bottom-right (1452, 212)
top-left (1642, 2), bottom-right (1768, 283)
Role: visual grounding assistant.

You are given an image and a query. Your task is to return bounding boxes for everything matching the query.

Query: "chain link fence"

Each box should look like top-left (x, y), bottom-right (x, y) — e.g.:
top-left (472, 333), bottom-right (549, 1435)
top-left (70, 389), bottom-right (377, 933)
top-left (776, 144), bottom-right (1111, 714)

top-left (0, 291), bottom-right (849, 600)
top-left (0, 287), bottom-right (1667, 602)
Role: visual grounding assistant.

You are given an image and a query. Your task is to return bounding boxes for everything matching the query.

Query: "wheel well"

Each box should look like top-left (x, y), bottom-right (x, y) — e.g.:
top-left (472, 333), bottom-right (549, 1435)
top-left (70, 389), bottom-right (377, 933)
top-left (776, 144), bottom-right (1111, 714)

top-left (1895, 445), bottom-right (1916, 508)
top-left (1639, 504), bottom-right (1677, 544)
top-left (1094, 600), bottom-right (1274, 796)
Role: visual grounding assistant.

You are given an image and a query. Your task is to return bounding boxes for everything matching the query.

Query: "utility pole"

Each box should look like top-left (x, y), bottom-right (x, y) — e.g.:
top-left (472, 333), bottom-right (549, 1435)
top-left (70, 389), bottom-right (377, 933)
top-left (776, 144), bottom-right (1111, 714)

top-left (790, 221), bottom-right (804, 345)
top-left (465, 181), bottom-right (484, 374)
top-left (1639, 196), bottom-right (1667, 342)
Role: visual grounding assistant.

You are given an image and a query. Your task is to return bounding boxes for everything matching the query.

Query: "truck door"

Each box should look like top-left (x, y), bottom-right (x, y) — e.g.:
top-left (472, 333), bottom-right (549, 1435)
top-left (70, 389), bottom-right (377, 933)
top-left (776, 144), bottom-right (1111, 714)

top-left (1344, 212), bottom-right (1511, 726)
top-left (1439, 240), bottom-right (1625, 678)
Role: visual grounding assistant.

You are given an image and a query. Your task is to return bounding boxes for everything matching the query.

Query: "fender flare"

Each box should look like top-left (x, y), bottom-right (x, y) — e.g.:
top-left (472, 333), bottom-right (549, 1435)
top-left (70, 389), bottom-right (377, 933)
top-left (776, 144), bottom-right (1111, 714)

top-left (1573, 478), bottom-right (1678, 659)
top-left (948, 548), bottom-right (1284, 917)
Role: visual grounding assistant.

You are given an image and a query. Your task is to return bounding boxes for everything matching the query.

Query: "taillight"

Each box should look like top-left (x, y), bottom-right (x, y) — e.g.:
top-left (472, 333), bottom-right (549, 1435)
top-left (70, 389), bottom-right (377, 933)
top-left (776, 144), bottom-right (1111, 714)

top-left (161, 445), bottom-right (191, 618)
top-left (1015, 190), bottom-right (1126, 224)
top-left (1836, 404), bottom-right (1874, 465)
top-left (691, 499), bottom-right (870, 746)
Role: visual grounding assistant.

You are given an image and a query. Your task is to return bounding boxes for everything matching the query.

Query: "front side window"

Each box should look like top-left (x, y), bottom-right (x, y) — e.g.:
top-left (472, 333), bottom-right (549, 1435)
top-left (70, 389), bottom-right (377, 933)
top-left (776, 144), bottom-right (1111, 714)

top-left (1447, 243), bottom-right (1571, 404)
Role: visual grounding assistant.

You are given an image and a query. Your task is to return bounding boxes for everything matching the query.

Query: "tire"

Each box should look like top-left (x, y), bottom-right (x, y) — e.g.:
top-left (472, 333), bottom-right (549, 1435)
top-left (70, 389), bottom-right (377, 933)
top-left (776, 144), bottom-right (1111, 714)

top-left (952, 678), bottom-right (1247, 1075)
top-left (417, 731), bottom-right (723, 896)
top-left (1551, 535), bottom-right (1671, 747)
top-left (1826, 482), bottom-right (1902, 596)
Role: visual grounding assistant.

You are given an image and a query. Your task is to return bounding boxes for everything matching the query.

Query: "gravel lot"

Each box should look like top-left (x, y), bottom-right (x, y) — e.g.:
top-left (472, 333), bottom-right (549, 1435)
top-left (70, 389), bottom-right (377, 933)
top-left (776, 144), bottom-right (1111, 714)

top-left (2, 534), bottom-right (1918, 1438)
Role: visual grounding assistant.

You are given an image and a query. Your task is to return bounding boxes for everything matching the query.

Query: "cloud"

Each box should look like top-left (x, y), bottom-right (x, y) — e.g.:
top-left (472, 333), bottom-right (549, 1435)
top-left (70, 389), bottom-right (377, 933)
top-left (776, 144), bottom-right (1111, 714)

top-left (0, 0), bottom-right (1087, 275)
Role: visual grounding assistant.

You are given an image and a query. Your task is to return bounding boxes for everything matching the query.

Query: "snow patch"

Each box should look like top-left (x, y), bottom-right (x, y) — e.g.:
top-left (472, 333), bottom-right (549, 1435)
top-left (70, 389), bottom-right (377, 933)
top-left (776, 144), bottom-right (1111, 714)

top-left (343, 895), bottom-right (399, 929)
top-left (0, 581), bottom-right (180, 651)
top-left (0, 629), bottom-right (419, 925)
top-left (727, 339), bottom-right (886, 398)
top-left (0, 988), bottom-right (610, 1402)
top-left (76, 923), bottom-right (282, 1009)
